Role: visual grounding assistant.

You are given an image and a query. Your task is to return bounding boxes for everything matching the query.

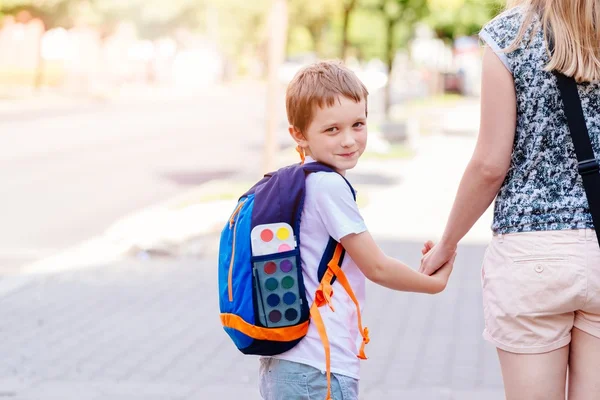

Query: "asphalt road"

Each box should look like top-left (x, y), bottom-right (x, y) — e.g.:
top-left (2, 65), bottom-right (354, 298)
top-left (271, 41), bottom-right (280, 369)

top-left (0, 83), bottom-right (286, 273)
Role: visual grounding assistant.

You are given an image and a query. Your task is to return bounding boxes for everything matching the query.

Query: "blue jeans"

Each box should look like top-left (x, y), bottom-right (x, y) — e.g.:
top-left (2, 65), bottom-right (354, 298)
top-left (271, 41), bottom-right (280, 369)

top-left (259, 358), bottom-right (359, 400)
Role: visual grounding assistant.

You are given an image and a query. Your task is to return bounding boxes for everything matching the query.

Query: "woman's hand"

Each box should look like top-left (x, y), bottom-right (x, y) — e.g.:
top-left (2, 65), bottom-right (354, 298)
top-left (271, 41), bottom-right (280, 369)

top-left (419, 240), bottom-right (457, 276)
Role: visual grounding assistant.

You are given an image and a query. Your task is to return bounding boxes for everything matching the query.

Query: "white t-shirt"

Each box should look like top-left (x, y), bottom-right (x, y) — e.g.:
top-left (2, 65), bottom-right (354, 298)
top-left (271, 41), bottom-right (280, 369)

top-left (273, 158), bottom-right (368, 379)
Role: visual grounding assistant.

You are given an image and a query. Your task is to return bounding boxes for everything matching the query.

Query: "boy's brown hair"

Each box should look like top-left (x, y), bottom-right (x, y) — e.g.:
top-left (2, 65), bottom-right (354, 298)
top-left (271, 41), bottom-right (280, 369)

top-left (285, 61), bottom-right (369, 133)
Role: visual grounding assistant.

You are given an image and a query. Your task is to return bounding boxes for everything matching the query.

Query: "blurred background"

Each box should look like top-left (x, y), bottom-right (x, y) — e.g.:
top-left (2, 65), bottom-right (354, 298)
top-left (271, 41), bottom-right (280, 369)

top-left (0, 0), bottom-right (501, 95)
top-left (0, 0), bottom-right (509, 399)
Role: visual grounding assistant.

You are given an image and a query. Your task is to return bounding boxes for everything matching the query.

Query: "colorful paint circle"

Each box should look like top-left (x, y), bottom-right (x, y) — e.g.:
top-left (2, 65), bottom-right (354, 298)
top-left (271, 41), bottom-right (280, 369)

top-left (265, 278), bottom-right (278, 291)
top-left (264, 262), bottom-right (277, 275)
top-left (267, 294), bottom-right (280, 307)
top-left (283, 292), bottom-right (296, 305)
top-left (285, 308), bottom-right (298, 321)
top-left (277, 227), bottom-right (290, 240)
top-left (260, 229), bottom-right (274, 242)
top-left (280, 259), bottom-right (293, 273)
top-left (278, 244), bottom-right (292, 252)
top-left (281, 276), bottom-right (294, 289)
top-left (269, 310), bottom-right (282, 323)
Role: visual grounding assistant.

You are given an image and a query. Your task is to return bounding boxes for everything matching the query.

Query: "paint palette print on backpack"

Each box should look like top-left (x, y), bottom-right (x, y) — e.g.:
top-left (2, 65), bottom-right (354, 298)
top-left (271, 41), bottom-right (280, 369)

top-left (251, 223), bottom-right (302, 328)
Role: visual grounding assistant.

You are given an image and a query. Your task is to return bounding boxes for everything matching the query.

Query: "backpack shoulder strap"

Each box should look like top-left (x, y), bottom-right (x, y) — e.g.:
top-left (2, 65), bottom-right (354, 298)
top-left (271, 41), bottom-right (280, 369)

top-left (310, 244), bottom-right (370, 400)
top-left (299, 161), bottom-right (370, 399)
top-left (249, 163), bottom-right (308, 229)
top-left (553, 71), bottom-right (600, 245)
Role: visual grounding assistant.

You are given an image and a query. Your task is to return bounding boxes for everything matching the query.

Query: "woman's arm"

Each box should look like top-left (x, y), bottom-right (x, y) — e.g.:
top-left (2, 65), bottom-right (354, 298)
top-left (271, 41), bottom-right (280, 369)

top-left (420, 46), bottom-right (517, 275)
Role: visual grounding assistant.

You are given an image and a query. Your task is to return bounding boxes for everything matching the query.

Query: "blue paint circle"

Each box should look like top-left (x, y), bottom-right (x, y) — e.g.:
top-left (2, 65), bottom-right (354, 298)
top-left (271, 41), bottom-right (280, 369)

top-left (267, 294), bottom-right (280, 307)
top-left (283, 292), bottom-right (296, 305)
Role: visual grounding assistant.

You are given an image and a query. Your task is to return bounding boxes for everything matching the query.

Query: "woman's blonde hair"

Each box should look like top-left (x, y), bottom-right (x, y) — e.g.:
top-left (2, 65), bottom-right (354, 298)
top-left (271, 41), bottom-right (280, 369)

top-left (506, 0), bottom-right (600, 82)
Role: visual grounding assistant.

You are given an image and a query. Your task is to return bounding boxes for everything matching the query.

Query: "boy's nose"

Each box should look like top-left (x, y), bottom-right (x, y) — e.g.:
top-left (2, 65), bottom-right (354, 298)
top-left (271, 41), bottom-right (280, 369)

top-left (341, 130), bottom-right (356, 147)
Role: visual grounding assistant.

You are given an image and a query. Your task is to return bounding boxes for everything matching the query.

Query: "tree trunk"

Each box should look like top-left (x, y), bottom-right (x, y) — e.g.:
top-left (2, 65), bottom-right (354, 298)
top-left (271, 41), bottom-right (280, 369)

top-left (32, 19), bottom-right (46, 91)
top-left (384, 17), bottom-right (395, 119)
top-left (308, 24), bottom-right (326, 58)
top-left (33, 42), bottom-right (45, 91)
top-left (341, 0), bottom-right (356, 60)
top-left (264, 0), bottom-right (288, 174)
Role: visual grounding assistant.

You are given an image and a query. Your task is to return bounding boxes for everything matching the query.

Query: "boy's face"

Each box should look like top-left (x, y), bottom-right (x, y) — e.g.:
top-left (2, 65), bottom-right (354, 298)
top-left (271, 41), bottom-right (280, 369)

top-left (290, 96), bottom-right (367, 175)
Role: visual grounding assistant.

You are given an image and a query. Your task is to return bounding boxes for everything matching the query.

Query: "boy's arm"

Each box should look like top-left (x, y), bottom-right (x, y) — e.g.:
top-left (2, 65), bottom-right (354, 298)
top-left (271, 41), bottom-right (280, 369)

top-left (341, 231), bottom-right (453, 294)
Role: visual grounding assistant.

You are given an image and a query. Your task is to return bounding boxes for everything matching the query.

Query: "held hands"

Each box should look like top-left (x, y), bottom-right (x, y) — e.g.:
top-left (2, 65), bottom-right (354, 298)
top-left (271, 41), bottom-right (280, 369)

top-left (420, 240), bottom-right (457, 293)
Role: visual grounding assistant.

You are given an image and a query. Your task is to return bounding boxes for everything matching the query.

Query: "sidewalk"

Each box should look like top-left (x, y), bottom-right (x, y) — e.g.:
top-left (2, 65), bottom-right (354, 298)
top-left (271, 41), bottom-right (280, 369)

top-left (0, 246), bottom-right (503, 400)
top-left (0, 121), bottom-right (506, 398)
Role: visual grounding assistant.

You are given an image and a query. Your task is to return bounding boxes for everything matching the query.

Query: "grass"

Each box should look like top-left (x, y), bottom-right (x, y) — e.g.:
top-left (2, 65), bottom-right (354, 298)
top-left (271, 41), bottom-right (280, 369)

top-left (0, 64), bottom-right (65, 88)
top-left (388, 93), bottom-right (469, 137)
top-left (361, 143), bottom-right (415, 160)
top-left (405, 93), bottom-right (464, 109)
top-left (170, 182), bottom-right (254, 209)
top-left (169, 180), bottom-right (376, 210)
top-left (355, 189), bottom-right (370, 209)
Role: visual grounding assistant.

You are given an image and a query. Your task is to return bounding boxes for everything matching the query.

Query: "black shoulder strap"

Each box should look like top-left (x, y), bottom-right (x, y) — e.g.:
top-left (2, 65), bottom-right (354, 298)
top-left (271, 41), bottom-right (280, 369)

top-left (553, 71), bottom-right (600, 245)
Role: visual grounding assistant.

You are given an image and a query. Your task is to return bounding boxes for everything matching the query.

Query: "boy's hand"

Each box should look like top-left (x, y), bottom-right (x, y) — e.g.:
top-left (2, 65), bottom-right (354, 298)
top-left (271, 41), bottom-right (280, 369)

top-left (429, 253), bottom-right (456, 293)
top-left (421, 240), bottom-right (434, 255)
top-left (420, 240), bottom-right (457, 276)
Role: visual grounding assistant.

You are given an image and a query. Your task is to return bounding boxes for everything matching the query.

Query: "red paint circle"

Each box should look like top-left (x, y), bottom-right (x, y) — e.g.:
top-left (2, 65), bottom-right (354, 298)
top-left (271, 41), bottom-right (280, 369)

top-left (264, 262), bottom-right (277, 275)
top-left (260, 229), bottom-right (274, 242)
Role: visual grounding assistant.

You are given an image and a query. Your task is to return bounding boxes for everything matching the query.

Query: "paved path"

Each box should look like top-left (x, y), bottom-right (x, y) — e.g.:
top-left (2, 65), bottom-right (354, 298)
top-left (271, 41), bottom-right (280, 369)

top-left (0, 238), bottom-right (503, 399)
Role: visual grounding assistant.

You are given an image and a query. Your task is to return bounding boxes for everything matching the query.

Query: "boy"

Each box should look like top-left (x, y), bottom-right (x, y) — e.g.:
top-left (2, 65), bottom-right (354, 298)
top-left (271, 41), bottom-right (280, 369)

top-left (258, 61), bottom-right (454, 400)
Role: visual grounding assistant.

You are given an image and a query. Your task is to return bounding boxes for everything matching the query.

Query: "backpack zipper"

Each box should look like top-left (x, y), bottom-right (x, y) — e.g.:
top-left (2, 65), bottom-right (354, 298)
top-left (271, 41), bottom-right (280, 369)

top-left (228, 199), bottom-right (247, 302)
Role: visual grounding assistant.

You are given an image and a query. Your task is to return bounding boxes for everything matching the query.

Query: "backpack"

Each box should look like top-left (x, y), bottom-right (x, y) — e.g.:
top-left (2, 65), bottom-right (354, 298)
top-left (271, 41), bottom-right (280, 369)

top-left (218, 161), bottom-right (370, 399)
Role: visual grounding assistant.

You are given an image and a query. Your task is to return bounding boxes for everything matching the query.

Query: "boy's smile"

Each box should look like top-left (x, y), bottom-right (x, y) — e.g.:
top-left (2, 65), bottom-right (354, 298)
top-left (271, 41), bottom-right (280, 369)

top-left (290, 96), bottom-right (367, 176)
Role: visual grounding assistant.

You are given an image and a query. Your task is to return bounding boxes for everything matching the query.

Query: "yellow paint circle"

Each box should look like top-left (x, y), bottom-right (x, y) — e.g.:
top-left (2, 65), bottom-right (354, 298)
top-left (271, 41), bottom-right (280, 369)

top-left (277, 227), bottom-right (290, 240)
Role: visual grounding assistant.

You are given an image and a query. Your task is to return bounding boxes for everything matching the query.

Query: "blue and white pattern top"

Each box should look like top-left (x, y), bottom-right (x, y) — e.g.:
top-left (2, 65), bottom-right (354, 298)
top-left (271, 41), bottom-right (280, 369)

top-left (479, 6), bottom-right (600, 234)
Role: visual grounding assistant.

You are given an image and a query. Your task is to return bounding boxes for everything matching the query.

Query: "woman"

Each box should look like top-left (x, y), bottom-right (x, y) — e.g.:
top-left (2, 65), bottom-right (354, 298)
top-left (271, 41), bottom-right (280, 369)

top-left (420, 1), bottom-right (600, 399)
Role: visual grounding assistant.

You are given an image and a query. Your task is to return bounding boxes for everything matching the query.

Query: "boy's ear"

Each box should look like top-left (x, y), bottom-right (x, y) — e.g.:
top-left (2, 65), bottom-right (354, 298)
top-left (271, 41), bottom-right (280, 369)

top-left (288, 126), bottom-right (308, 149)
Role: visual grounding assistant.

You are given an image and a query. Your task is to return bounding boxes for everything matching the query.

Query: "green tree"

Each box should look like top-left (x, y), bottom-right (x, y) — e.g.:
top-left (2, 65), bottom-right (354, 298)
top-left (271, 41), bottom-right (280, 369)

top-left (369, 0), bottom-right (429, 116)
top-left (426, 0), bottom-right (503, 40)
top-left (205, 0), bottom-right (270, 76)
top-left (0, 0), bottom-right (82, 88)
top-left (288, 0), bottom-right (340, 58)
top-left (341, 0), bottom-right (358, 59)
top-left (0, 0), bottom-right (78, 28)
top-left (77, 0), bottom-right (207, 39)
top-left (86, 0), bottom-right (269, 76)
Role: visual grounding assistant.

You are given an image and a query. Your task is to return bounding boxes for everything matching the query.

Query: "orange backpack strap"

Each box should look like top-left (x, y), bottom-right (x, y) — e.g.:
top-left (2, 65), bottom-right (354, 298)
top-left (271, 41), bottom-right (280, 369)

top-left (311, 265), bottom-right (335, 400)
top-left (326, 245), bottom-right (370, 359)
top-left (310, 243), bottom-right (370, 400)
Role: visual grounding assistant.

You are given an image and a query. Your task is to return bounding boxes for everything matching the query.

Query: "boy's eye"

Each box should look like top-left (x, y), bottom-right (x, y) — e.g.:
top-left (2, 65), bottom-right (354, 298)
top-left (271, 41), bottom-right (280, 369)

top-left (324, 127), bottom-right (338, 133)
top-left (353, 122), bottom-right (365, 128)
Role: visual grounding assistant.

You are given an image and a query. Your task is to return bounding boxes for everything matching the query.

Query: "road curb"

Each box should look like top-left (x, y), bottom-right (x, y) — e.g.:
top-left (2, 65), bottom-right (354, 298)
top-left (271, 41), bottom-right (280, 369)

top-left (0, 178), bottom-right (245, 298)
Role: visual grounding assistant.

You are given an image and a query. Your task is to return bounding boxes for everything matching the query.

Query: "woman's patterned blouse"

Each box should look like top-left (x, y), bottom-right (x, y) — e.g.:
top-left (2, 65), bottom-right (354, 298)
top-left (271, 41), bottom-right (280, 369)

top-left (479, 6), bottom-right (600, 234)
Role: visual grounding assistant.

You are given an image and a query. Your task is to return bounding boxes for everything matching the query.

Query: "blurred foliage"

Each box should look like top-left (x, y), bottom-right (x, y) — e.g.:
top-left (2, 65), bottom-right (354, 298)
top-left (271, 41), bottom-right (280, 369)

top-left (288, 0), bottom-right (340, 57)
top-left (0, 0), bottom-right (80, 29)
top-left (0, 0), bottom-right (506, 75)
top-left (426, 0), bottom-right (504, 40)
top-left (79, 0), bottom-right (208, 38)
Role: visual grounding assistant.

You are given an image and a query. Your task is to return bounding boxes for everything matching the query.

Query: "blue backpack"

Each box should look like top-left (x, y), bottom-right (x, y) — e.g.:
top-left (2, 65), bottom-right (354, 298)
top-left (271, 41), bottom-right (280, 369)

top-left (218, 161), bottom-right (370, 399)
